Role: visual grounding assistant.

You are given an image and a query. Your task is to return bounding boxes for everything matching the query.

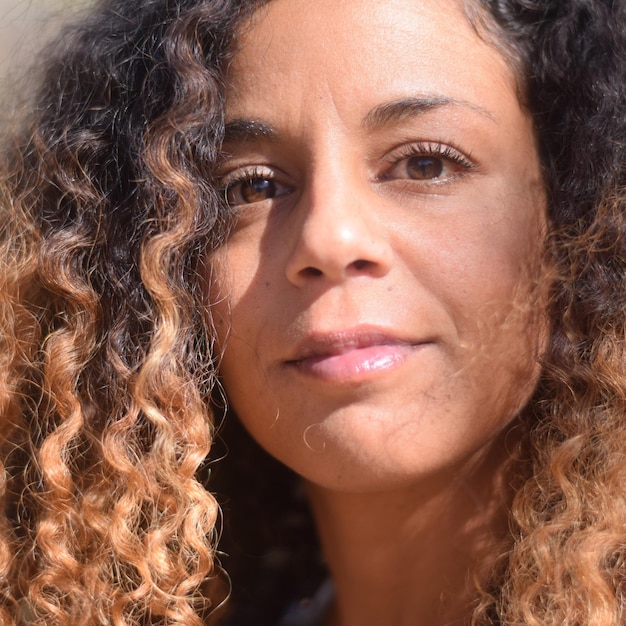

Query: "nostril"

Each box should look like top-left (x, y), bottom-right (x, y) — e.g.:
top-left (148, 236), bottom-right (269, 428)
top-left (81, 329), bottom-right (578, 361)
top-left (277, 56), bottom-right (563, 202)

top-left (352, 259), bottom-right (370, 271)
top-left (286, 233), bottom-right (393, 285)
top-left (301, 266), bottom-right (324, 278)
top-left (299, 260), bottom-right (373, 279)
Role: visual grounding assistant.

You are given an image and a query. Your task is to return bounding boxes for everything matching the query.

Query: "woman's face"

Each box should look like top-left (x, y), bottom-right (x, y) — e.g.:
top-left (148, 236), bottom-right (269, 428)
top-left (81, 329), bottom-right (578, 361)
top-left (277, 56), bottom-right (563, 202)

top-left (211, 0), bottom-right (547, 492)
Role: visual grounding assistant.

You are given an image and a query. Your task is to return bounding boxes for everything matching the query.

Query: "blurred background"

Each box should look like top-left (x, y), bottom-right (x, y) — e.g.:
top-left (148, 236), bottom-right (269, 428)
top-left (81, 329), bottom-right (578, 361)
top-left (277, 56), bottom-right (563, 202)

top-left (0, 0), bottom-right (84, 92)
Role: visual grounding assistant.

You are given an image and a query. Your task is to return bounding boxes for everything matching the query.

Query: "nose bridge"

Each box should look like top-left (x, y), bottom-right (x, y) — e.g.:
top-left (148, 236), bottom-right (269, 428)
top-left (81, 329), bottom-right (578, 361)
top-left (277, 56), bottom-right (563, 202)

top-left (285, 150), bottom-right (393, 285)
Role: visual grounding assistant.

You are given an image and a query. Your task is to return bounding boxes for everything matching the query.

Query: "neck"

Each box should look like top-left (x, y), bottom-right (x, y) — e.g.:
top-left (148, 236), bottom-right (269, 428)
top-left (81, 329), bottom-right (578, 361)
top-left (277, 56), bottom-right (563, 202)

top-left (305, 430), bottom-right (519, 626)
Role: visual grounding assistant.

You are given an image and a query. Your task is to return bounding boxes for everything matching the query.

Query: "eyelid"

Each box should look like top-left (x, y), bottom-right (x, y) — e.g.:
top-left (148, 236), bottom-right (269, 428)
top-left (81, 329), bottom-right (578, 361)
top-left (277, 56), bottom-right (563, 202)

top-left (218, 163), bottom-right (293, 209)
top-left (383, 140), bottom-right (476, 173)
top-left (218, 163), bottom-right (277, 188)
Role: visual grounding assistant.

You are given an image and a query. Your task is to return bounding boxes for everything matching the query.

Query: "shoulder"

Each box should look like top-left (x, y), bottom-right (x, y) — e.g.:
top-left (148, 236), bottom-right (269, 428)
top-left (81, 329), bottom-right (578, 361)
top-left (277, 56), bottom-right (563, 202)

top-left (279, 579), bottom-right (334, 626)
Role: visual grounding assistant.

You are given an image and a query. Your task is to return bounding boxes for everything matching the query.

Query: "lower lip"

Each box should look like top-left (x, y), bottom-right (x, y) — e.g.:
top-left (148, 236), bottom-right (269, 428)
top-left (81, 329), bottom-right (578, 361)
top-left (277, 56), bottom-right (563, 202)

top-left (288, 344), bottom-right (420, 382)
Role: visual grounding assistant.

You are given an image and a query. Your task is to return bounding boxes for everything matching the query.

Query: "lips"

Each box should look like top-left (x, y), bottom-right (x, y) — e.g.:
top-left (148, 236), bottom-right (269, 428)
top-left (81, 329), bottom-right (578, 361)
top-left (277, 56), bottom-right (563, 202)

top-left (284, 329), bottom-right (426, 382)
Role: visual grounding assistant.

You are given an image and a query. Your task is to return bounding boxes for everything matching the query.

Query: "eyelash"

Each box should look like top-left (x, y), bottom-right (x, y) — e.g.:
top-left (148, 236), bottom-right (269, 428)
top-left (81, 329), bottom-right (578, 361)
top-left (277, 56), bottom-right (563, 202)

top-left (383, 141), bottom-right (475, 177)
top-left (218, 140), bottom-right (476, 207)
top-left (221, 165), bottom-right (270, 188)
top-left (219, 165), bottom-right (286, 206)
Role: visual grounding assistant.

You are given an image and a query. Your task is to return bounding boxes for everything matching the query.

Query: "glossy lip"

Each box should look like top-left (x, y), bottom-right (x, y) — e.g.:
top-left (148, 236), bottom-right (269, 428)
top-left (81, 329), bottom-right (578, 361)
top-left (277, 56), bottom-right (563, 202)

top-left (284, 328), bottom-right (431, 383)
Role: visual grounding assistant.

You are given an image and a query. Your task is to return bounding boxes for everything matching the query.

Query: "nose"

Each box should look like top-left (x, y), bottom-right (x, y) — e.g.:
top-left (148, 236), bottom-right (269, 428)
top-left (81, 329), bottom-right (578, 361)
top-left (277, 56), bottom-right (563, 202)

top-left (285, 171), bottom-right (394, 287)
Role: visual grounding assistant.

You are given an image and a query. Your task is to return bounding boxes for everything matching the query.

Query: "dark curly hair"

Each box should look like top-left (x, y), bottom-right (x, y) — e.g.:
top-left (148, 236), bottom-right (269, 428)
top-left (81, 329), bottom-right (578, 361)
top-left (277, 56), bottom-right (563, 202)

top-left (0, 0), bottom-right (624, 624)
top-left (1, 1), bottom-right (246, 623)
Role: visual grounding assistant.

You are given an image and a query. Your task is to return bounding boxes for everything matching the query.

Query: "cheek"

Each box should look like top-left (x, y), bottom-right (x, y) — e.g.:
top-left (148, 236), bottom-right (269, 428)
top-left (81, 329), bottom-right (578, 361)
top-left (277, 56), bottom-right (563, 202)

top-left (210, 216), bottom-right (546, 480)
top-left (438, 180), bottom-right (547, 301)
top-left (419, 192), bottom-right (548, 377)
top-left (206, 249), bottom-right (276, 397)
top-left (206, 253), bottom-right (230, 342)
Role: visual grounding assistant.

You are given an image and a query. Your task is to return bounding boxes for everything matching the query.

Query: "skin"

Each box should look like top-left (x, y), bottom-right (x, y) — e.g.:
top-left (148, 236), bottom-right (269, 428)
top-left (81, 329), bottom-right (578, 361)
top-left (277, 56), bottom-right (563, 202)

top-left (210, 0), bottom-right (548, 623)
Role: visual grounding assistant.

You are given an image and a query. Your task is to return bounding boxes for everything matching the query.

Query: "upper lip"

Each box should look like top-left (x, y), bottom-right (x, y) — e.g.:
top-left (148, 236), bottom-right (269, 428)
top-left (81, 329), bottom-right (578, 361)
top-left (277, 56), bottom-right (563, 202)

top-left (285, 327), bottom-right (424, 363)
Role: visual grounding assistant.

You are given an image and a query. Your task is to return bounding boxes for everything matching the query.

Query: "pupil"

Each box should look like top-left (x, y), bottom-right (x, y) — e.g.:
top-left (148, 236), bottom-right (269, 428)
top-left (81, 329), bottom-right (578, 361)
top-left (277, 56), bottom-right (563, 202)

top-left (242, 177), bottom-right (275, 203)
top-left (407, 157), bottom-right (443, 180)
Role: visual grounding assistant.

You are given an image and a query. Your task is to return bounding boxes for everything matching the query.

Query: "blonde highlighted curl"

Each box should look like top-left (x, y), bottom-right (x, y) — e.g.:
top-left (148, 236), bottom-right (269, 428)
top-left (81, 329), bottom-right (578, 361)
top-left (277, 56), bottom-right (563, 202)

top-left (0, 0), bottom-right (625, 625)
top-left (0, 1), bottom-right (248, 623)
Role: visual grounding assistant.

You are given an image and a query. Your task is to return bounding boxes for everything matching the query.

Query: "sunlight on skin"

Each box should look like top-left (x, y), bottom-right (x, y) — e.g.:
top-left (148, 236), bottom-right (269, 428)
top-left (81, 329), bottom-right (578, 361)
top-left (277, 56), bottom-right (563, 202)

top-left (209, 1), bottom-right (549, 623)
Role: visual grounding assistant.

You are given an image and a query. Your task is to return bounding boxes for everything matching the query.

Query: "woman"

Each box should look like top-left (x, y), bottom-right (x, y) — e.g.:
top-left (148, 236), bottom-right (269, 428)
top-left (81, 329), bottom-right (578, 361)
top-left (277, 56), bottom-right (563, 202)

top-left (0, 0), bottom-right (624, 624)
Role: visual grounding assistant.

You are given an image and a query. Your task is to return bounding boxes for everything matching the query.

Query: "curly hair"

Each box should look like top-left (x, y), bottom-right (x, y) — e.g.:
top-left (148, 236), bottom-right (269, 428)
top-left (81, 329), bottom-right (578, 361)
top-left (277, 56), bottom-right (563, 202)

top-left (0, 0), bottom-right (624, 625)
top-left (0, 1), bottom-right (250, 623)
top-left (469, 2), bottom-right (626, 623)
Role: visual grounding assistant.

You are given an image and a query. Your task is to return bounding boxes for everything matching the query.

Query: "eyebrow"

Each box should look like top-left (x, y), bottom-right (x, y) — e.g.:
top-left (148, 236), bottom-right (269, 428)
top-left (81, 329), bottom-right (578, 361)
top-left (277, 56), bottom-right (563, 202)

top-left (223, 119), bottom-right (278, 143)
top-left (223, 94), bottom-right (495, 143)
top-left (363, 96), bottom-right (495, 130)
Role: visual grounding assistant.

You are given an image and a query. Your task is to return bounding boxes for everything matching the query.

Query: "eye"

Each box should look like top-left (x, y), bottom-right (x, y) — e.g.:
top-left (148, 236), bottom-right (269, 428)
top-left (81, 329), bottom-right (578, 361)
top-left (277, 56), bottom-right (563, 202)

top-left (398, 155), bottom-right (444, 180)
top-left (220, 167), bottom-right (291, 208)
top-left (384, 141), bottom-right (474, 183)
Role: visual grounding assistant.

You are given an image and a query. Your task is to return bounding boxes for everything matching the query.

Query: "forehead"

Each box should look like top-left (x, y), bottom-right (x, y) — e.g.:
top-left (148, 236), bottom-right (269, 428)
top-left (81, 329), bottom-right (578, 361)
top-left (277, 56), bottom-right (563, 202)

top-left (225, 0), bottom-right (518, 128)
